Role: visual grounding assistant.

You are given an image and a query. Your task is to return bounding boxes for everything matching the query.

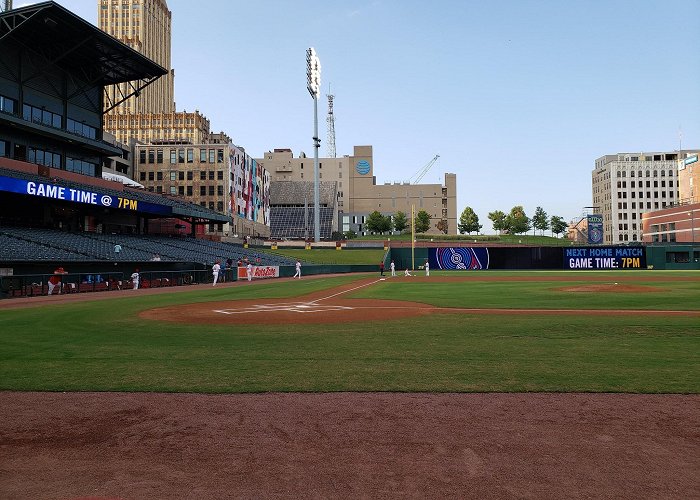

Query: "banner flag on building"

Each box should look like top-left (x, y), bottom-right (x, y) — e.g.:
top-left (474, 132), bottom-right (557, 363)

top-left (587, 214), bottom-right (603, 244)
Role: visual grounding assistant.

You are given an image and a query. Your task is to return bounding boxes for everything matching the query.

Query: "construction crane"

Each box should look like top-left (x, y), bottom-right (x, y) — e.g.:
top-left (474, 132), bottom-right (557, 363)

top-left (408, 155), bottom-right (440, 184)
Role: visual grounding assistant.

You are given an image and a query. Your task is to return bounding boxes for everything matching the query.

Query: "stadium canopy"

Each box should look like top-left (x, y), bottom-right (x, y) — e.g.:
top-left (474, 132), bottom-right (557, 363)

top-left (0, 1), bottom-right (168, 112)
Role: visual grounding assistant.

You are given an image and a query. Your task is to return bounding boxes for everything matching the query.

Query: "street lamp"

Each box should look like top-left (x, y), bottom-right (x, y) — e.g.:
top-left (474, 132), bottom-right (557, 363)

top-left (306, 47), bottom-right (321, 243)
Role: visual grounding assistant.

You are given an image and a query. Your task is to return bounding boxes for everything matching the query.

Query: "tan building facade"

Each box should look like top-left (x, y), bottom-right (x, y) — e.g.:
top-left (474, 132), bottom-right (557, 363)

top-left (678, 152), bottom-right (699, 204)
top-left (99, 0), bottom-right (214, 150)
top-left (99, 0), bottom-right (175, 115)
top-left (104, 110), bottom-right (212, 146)
top-left (591, 151), bottom-right (699, 244)
top-left (258, 145), bottom-right (457, 235)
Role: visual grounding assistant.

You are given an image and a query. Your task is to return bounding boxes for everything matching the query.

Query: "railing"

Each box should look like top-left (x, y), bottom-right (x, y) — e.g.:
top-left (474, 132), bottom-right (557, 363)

top-left (0, 269), bottom-right (229, 300)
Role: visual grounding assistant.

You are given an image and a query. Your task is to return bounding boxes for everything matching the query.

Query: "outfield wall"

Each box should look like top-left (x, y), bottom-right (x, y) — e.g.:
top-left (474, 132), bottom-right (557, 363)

top-left (388, 245), bottom-right (700, 270)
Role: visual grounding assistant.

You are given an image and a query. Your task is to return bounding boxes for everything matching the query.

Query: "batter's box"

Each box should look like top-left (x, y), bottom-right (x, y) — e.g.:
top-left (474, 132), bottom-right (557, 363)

top-left (213, 302), bottom-right (354, 314)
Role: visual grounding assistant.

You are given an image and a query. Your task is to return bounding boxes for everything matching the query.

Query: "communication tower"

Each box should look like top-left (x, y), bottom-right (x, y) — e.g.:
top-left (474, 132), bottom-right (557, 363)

top-left (326, 86), bottom-right (336, 158)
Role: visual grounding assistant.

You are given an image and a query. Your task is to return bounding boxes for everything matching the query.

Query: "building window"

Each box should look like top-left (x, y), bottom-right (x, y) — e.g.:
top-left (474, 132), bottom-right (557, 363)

top-left (66, 157), bottom-right (96, 175)
top-left (0, 94), bottom-right (16, 114)
top-left (209, 149), bottom-right (215, 163)
top-left (187, 149), bottom-right (194, 163)
top-left (187, 186), bottom-right (193, 196)
top-left (208, 186), bottom-right (215, 196)
top-left (200, 186), bottom-right (206, 196)
top-left (200, 171), bottom-right (206, 180)
top-left (139, 172), bottom-right (146, 181)
top-left (209, 171), bottom-right (214, 180)
top-left (187, 171), bottom-right (193, 181)
top-left (178, 149), bottom-right (185, 163)
top-left (23, 103), bottom-right (62, 128)
top-left (148, 172), bottom-right (154, 181)
top-left (217, 201), bottom-right (224, 212)
top-left (139, 150), bottom-right (146, 163)
top-left (217, 149), bottom-right (224, 163)
top-left (66, 118), bottom-right (97, 139)
top-left (157, 172), bottom-right (163, 181)
top-left (157, 149), bottom-right (163, 163)
top-left (170, 149), bottom-right (176, 164)
top-left (217, 186), bottom-right (224, 196)
top-left (217, 171), bottom-right (223, 180)
top-left (200, 149), bottom-right (207, 162)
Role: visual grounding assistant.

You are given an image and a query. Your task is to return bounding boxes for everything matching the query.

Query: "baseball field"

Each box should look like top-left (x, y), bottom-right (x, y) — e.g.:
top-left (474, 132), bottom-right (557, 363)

top-left (1, 270), bottom-right (698, 498)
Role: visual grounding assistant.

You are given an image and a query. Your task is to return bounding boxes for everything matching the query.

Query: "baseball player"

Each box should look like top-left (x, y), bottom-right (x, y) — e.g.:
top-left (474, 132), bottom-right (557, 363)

top-left (212, 261), bottom-right (221, 286)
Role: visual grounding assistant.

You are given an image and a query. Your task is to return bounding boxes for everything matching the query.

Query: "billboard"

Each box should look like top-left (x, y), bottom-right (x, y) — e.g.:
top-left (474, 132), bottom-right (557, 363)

top-left (587, 214), bottom-right (603, 244)
top-left (564, 246), bottom-right (645, 270)
top-left (237, 266), bottom-right (279, 280)
top-left (0, 175), bottom-right (171, 215)
top-left (430, 247), bottom-right (490, 270)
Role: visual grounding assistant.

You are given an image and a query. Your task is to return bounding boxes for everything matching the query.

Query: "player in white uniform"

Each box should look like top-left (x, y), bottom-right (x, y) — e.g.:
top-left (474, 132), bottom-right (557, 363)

top-left (212, 261), bottom-right (221, 286)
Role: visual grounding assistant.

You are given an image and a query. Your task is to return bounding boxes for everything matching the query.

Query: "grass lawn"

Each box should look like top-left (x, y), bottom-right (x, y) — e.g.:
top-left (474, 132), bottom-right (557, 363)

top-left (260, 248), bottom-right (386, 265)
top-left (1, 272), bottom-right (698, 394)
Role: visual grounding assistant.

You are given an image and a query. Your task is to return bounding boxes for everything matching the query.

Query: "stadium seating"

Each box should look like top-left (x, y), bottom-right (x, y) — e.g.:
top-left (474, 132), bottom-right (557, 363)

top-left (269, 181), bottom-right (337, 239)
top-left (0, 226), bottom-right (295, 266)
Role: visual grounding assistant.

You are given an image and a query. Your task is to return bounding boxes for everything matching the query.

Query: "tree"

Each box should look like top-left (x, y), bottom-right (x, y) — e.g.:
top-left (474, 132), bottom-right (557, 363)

top-left (532, 206), bottom-right (549, 235)
top-left (550, 215), bottom-right (567, 237)
top-left (506, 205), bottom-right (530, 235)
top-left (377, 214), bottom-right (393, 234)
top-left (364, 211), bottom-right (385, 234)
top-left (414, 210), bottom-right (431, 233)
top-left (393, 211), bottom-right (408, 233)
top-left (436, 219), bottom-right (449, 234)
top-left (458, 206), bottom-right (482, 234)
top-left (488, 210), bottom-right (507, 234)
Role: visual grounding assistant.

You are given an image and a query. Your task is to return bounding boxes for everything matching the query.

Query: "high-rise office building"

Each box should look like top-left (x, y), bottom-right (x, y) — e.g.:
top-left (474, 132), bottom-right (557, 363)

top-left (99, 0), bottom-right (174, 115)
top-left (99, 0), bottom-right (211, 146)
top-left (592, 151), bottom-right (698, 244)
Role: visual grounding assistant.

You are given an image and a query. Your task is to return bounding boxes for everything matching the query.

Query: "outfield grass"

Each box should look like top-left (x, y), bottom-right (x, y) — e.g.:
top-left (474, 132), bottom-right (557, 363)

top-left (1, 272), bottom-right (698, 393)
top-left (354, 272), bottom-right (700, 311)
top-left (260, 248), bottom-right (386, 264)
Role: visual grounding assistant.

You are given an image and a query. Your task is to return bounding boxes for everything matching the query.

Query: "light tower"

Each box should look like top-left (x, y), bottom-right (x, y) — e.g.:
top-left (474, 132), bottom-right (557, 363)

top-left (1, 0), bottom-right (13, 12)
top-left (326, 86), bottom-right (336, 158)
top-left (306, 47), bottom-right (321, 242)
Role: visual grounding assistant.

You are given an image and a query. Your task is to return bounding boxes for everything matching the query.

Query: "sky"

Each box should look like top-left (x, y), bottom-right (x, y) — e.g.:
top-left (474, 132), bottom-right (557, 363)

top-left (27, 0), bottom-right (700, 232)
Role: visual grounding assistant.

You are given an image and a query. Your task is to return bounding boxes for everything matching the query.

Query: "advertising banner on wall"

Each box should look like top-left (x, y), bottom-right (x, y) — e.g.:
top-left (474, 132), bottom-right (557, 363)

top-left (587, 214), bottom-right (604, 244)
top-left (564, 246), bottom-right (645, 270)
top-left (236, 266), bottom-right (280, 280)
top-left (429, 247), bottom-right (490, 270)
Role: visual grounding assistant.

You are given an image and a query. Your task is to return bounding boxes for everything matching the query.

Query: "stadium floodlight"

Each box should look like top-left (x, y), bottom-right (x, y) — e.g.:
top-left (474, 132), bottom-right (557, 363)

top-left (306, 48), bottom-right (321, 98)
top-left (306, 47), bottom-right (321, 242)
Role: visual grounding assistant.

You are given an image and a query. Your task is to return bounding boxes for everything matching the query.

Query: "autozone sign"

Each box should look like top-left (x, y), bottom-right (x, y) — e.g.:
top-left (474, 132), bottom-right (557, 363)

top-left (237, 266), bottom-right (279, 280)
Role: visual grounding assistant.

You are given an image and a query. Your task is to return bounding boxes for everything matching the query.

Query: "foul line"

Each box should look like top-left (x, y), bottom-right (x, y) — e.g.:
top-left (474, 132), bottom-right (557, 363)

top-left (309, 278), bottom-right (384, 304)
